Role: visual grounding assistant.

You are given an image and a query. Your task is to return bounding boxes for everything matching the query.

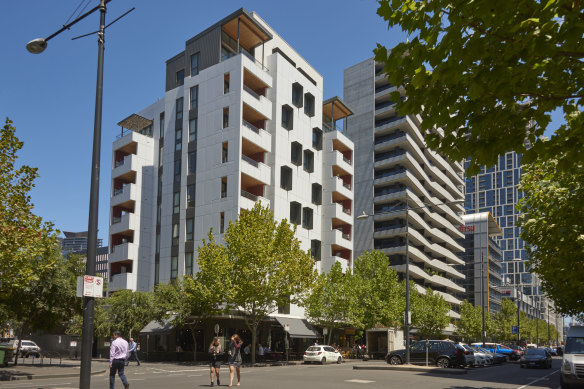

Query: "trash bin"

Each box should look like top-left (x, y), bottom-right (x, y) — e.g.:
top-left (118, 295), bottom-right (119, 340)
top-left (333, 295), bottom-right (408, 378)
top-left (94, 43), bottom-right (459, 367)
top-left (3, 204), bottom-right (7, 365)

top-left (0, 347), bottom-right (5, 366)
top-left (0, 346), bottom-right (14, 367)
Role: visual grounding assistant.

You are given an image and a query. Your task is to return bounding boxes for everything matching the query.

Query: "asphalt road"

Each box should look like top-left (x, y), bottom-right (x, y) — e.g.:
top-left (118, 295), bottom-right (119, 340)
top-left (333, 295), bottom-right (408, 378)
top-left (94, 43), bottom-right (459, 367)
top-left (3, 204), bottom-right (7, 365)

top-left (0, 358), bottom-right (563, 389)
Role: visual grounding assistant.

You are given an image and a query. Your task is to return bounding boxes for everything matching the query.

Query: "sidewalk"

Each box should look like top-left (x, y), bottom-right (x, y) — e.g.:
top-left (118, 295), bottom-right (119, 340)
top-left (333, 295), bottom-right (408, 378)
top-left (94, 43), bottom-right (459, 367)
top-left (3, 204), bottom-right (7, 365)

top-left (0, 358), bottom-right (107, 381)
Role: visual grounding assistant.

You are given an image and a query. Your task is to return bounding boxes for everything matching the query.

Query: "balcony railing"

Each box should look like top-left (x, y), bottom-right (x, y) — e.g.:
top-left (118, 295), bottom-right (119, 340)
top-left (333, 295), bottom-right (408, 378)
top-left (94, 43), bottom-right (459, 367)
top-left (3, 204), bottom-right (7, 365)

top-left (241, 189), bottom-right (258, 202)
top-left (374, 131), bottom-right (405, 145)
top-left (342, 155), bottom-right (352, 166)
top-left (342, 207), bottom-right (351, 216)
top-left (375, 150), bottom-right (407, 163)
top-left (113, 187), bottom-right (124, 196)
top-left (323, 121), bottom-right (345, 134)
top-left (112, 216), bottom-right (122, 224)
top-left (242, 119), bottom-right (261, 134)
top-left (343, 181), bottom-right (351, 190)
top-left (342, 233), bottom-right (351, 241)
top-left (114, 159), bottom-right (125, 168)
top-left (375, 115), bottom-right (405, 128)
top-left (243, 85), bottom-right (261, 100)
top-left (242, 154), bottom-right (259, 168)
top-left (375, 83), bottom-right (394, 93)
top-left (375, 101), bottom-right (395, 111)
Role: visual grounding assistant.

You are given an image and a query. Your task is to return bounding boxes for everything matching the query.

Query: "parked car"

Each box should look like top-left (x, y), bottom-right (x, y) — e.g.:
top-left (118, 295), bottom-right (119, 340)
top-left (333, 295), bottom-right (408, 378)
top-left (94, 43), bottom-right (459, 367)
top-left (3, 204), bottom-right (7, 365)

top-left (457, 343), bottom-right (475, 367)
top-left (386, 340), bottom-right (465, 368)
top-left (2, 339), bottom-right (41, 358)
top-left (520, 348), bottom-right (552, 369)
top-left (545, 347), bottom-right (558, 356)
top-left (473, 348), bottom-right (494, 365)
top-left (505, 345), bottom-right (524, 360)
top-left (471, 342), bottom-right (514, 360)
top-left (556, 346), bottom-right (564, 356)
top-left (468, 346), bottom-right (488, 366)
top-left (303, 345), bottom-right (342, 365)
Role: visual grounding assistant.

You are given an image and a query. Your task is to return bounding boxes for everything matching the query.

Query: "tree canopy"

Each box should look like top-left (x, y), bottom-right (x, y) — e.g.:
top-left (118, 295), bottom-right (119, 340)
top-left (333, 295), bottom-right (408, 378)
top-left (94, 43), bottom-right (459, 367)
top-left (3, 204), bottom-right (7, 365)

top-left (374, 0), bottom-right (584, 175)
top-left (411, 287), bottom-right (450, 339)
top-left (517, 157), bottom-right (584, 316)
top-left (456, 300), bottom-right (494, 343)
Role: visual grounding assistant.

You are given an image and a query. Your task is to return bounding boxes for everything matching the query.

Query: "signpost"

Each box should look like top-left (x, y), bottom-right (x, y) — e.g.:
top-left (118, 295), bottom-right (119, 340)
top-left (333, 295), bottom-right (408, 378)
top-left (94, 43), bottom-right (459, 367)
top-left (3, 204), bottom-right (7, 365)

top-left (76, 275), bottom-right (104, 298)
top-left (284, 324), bottom-right (290, 363)
top-left (512, 326), bottom-right (519, 335)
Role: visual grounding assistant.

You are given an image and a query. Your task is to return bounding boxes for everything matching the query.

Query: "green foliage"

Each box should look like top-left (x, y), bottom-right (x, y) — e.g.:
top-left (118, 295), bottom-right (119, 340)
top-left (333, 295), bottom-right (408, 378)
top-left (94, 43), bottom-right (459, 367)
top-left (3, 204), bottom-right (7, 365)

top-left (352, 251), bottom-right (404, 330)
top-left (197, 203), bottom-right (316, 363)
top-left (0, 118), bottom-right (59, 298)
top-left (411, 287), bottom-right (450, 339)
top-left (105, 290), bottom-right (154, 339)
top-left (494, 298), bottom-right (518, 342)
top-left (517, 158), bottom-right (584, 316)
top-left (302, 262), bottom-right (359, 344)
top-left (456, 300), bottom-right (494, 343)
top-left (374, 0), bottom-right (584, 175)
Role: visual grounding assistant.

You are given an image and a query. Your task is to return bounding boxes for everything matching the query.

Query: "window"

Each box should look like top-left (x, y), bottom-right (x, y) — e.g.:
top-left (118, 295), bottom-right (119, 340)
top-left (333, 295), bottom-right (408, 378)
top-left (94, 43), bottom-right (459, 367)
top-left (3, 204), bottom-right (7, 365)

top-left (220, 212), bottom-right (225, 234)
top-left (312, 127), bottom-right (322, 151)
top-left (310, 239), bottom-right (321, 261)
top-left (187, 184), bottom-right (195, 207)
top-left (185, 252), bottom-right (194, 276)
top-left (174, 159), bottom-right (181, 183)
top-left (176, 69), bottom-right (185, 86)
top-left (291, 141), bottom-right (303, 166)
top-left (155, 233), bottom-right (160, 254)
top-left (303, 149), bottom-right (314, 173)
top-left (292, 82), bottom-right (303, 108)
top-left (186, 218), bottom-right (194, 241)
top-left (190, 52), bottom-right (200, 76)
top-left (190, 85), bottom-right (198, 110)
top-left (222, 142), bottom-right (228, 163)
top-left (188, 151), bottom-right (196, 175)
top-left (304, 92), bottom-right (315, 117)
top-left (224, 73), bottom-right (230, 94)
top-left (159, 112), bottom-right (165, 139)
top-left (221, 177), bottom-right (227, 198)
top-left (170, 255), bottom-right (178, 280)
top-left (189, 118), bottom-right (197, 142)
top-left (172, 223), bottom-right (179, 246)
top-left (175, 97), bottom-right (183, 121)
top-left (290, 202), bottom-right (302, 225)
top-left (311, 183), bottom-right (322, 205)
top-left (281, 104), bottom-right (293, 130)
top-left (223, 107), bottom-right (229, 128)
top-left (302, 207), bottom-right (313, 230)
top-left (173, 192), bottom-right (180, 214)
top-left (158, 146), bottom-right (164, 167)
top-left (175, 128), bottom-right (182, 151)
top-left (280, 166), bottom-right (292, 191)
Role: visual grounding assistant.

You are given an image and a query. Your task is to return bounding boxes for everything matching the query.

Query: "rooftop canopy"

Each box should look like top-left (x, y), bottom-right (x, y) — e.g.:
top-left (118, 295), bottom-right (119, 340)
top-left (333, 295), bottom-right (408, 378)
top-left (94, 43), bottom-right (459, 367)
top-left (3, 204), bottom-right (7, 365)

top-left (117, 113), bottom-right (153, 132)
top-left (323, 96), bottom-right (353, 121)
top-left (221, 9), bottom-right (273, 51)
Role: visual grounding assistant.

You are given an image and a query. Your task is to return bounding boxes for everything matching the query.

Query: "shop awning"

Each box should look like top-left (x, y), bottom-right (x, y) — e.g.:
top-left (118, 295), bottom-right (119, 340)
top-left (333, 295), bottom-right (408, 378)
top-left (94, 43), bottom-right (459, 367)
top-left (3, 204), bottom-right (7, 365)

top-left (140, 316), bottom-right (175, 334)
top-left (274, 317), bottom-right (319, 339)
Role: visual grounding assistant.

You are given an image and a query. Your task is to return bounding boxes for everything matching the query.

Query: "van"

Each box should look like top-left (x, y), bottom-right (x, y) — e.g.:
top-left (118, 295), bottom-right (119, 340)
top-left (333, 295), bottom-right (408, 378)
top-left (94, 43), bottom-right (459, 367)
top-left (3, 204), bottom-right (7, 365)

top-left (561, 326), bottom-right (584, 389)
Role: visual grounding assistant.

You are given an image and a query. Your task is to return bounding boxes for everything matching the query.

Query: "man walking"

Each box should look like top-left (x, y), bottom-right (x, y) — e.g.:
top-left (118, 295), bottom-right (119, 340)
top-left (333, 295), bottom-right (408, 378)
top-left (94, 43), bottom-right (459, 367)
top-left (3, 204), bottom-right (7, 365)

top-left (110, 331), bottom-right (129, 389)
top-left (126, 338), bottom-right (140, 366)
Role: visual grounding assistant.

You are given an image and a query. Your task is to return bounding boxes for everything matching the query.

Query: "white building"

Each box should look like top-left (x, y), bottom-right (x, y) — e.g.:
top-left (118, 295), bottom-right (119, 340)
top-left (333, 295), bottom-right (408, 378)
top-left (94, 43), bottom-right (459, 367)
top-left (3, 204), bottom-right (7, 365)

top-left (108, 9), bottom-right (354, 309)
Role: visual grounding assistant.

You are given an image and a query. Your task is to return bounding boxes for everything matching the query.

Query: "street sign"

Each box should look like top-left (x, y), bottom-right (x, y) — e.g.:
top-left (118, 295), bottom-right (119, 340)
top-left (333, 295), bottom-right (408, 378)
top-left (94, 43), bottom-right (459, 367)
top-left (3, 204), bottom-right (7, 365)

top-left (512, 326), bottom-right (519, 334)
top-left (76, 275), bottom-right (104, 298)
top-left (284, 324), bottom-right (290, 332)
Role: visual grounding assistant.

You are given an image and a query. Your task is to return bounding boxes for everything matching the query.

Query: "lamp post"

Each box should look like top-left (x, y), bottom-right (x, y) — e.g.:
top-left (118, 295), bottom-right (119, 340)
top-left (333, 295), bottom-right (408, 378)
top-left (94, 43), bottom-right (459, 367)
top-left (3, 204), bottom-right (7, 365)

top-left (27, 2), bottom-right (109, 388)
top-left (357, 192), bottom-right (463, 365)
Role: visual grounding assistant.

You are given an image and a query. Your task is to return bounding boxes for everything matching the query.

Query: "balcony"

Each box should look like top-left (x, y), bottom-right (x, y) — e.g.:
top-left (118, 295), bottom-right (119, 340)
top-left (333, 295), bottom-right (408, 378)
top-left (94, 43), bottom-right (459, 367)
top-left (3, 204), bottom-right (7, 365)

top-left (329, 175), bottom-right (353, 200)
top-left (240, 189), bottom-right (270, 211)
top-left (324, 202), bottom-right (352, 225)
top-left (241, 156), bottom-right (271, 185)
top-left (242, 120), bottom-right (271, 153)
top-left (327, 151), bottom-right (353, 176)
top-left (112, 154), bottom-right (137, 180)
top-left (109, 242), bottom-right (138, 264)
top-left (327, 228), bottom-right (352, 250)
top-left (374, 84), bottom-right (397, 100)
top-left (109, 213), bottom-right (138, 236)
top-left (111, 184), bottom-right (137, 208)
top-left (242, 91), bottom-right (271, 122)
top-left (109, 272), bottom-right (137, 291)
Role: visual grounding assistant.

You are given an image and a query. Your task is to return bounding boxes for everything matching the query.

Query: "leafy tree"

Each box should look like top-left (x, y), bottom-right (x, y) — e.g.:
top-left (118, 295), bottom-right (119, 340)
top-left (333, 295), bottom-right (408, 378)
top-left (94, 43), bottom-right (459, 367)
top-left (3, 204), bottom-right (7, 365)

top-left (494, 298), bottom-right (518, 342)
top-left (302, 262), bottom-right (359, 345)
top-left (106, 290), bottom-right (154, 339)
top-left (457, 300), bottom-right (492, 343)
top-left (519, 312), bottom-right (536, 343)
top-left (152, 276), bottom-right (221, 361)
top-left (352, 250), bottom-right (404, 332)
top-left (0, 118), bottom-right (59, 298)
top-left (374, 1), bottom-right (584, 175)
top-left (411, 287), bottom-right (450, 339)
top-left (517, 158), bottom-right (584, 316)
top-left (197, 203), bottom-right (316, 363)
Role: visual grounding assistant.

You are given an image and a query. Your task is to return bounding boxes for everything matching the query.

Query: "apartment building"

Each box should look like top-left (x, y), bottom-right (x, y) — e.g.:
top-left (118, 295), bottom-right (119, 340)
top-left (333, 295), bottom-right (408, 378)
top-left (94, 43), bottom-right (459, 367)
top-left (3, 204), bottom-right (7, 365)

top-left (343, 58), bottom-right (466, 323)
top-left (108, 9), bottom-right (354, 306)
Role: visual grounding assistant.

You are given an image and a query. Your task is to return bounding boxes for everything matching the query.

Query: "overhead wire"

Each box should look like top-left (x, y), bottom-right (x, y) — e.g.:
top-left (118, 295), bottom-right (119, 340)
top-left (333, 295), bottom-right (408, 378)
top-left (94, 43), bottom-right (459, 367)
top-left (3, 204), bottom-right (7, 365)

top-left (64, 0), bottom-right (92, 26)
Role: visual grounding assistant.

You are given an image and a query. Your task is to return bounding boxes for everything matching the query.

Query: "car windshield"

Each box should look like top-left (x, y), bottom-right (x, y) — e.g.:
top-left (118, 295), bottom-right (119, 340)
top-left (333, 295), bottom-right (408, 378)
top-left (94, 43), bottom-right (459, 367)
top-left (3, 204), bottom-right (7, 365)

top-left (306, 346), bottom-right (321, 351)
top-left (526, 349), bottom-right (546, 356)
top-left (22, 342), bottom-right (34, 346)
top-left (565, 337), bottom-right (584, 354)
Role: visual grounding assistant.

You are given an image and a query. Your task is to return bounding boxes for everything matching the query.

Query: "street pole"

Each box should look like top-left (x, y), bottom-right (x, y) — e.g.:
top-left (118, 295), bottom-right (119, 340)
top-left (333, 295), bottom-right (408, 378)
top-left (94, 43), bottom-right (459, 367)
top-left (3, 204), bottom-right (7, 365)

top-left (79, 1), bottom-right (106, 388)
top-left (547, 304), bottom-right (550, 346)
top-left (536, 298), bottom-right (539, 347)
top-left (481, 252), bottom-right (486, 347)
top-left (516, 281), bottom-right (521, 345)
top-left (405, 191), bottom-right (410, 364)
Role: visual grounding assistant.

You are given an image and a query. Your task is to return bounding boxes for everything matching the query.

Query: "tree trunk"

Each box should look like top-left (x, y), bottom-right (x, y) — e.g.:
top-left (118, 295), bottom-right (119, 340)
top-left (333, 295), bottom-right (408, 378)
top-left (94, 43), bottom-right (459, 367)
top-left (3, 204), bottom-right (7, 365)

top-left (250, 322), bottom-right (257, 364)
top-left (14, 324), bottom-right (27, 366)
top-left (189, 323), bottom-right (198, 362)
top-left (327, 326), bottom-right (333, 345)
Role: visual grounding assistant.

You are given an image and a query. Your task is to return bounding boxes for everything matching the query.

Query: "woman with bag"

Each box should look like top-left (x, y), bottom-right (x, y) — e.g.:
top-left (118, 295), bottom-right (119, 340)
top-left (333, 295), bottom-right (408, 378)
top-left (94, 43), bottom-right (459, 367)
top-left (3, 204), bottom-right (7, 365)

top-left (208, 337), bottom-right (222, 387)
top-left (227, 334), bottom-right (243, 387)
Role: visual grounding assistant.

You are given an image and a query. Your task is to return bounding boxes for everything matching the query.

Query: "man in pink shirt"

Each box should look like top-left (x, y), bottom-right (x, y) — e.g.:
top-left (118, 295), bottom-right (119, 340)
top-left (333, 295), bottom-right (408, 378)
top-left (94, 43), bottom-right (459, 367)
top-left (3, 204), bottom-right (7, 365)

top-left (109, 331), bottom-right (129, 389)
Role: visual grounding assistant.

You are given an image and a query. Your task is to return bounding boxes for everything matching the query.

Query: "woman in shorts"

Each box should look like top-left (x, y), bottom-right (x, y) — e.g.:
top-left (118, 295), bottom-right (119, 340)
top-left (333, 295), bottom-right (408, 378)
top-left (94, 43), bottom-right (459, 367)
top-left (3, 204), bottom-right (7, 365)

top-left (228, 334), bottom-right (243, 387)
top-left (208, 337), bottom-right (222, 387)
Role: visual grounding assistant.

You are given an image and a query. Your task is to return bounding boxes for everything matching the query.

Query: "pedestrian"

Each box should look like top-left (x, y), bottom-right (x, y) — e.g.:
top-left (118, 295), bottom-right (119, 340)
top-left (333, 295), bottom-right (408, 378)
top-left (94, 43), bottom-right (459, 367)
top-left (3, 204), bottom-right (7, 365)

top-left (258, 343), bottom-right (264, 362)
top-left (125, 337), bottom-right (140, 366)
top-left (243, 343), bottom-right (251, 363)
top-left (208, 337), bottom-right (222, 387)
top-left (109, 331), bottom-right (129, 389)
top-left (228, 334), bottom-right (243, 387)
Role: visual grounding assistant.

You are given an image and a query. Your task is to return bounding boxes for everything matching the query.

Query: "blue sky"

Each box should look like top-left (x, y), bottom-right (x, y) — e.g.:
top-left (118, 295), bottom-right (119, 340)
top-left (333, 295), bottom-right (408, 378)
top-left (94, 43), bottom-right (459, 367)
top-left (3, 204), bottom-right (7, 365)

top-left (2, 1), bottom-right (564, 243)
top-left (2, 0), bottom-right (405, 241)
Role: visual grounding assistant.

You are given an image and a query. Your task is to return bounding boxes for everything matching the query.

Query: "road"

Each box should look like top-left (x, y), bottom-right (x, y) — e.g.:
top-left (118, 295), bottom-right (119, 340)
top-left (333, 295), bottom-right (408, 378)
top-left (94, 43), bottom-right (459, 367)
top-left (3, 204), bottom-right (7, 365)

top-left (0, 358), bottom-right (563, 389)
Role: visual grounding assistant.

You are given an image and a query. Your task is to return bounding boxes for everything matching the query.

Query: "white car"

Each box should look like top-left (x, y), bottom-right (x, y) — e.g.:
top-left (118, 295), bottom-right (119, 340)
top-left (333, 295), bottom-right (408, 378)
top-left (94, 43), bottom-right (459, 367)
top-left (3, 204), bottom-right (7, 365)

top-left (303, 345), bottom-right (342, 365)
top-left (474, 347), bottom-right (494, 365)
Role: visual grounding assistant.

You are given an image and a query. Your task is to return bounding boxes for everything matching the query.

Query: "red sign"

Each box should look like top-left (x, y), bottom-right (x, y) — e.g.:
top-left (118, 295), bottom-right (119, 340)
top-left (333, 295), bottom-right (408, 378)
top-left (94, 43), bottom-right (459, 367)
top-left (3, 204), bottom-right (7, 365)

top-left (458, 225), bottom-right (475, 233)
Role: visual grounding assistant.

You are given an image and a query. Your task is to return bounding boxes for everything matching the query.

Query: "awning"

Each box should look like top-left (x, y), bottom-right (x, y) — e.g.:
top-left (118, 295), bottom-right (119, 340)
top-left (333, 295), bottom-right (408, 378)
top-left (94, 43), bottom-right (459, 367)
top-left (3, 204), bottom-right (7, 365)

top-left (140, 316), bottom-right (175, 334)
top-left (274, 316), bottom-right (319, 339)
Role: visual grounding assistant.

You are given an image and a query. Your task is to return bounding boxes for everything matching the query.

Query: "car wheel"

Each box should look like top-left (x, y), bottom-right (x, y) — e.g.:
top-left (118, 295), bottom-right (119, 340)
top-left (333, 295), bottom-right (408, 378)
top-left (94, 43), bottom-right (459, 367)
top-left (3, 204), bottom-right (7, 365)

top-left (561, 375), bottom-right (571, 389)
top-left (436, 357), bottom-right (450, 368)
top-left (321, 357), bottom-right (326, 365)
top-left (388, 355), bottom-right (402, 365)
top-left (337, 357), bottom-right (342, 364)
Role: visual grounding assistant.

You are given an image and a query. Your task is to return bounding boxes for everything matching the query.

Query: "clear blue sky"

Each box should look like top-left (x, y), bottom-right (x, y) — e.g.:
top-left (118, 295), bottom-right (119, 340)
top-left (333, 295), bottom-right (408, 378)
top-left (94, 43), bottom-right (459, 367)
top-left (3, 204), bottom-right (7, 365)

top-left (2, 1), bottom-right (563, 243)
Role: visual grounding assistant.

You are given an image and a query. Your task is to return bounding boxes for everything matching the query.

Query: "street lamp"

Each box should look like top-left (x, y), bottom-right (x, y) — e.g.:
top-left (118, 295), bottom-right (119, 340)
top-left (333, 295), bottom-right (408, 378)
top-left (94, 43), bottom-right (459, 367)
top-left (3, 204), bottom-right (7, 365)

top-left (357, 191), bottom-right (464, 364)
top-left (27, 2), bottom-right (110, 388)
